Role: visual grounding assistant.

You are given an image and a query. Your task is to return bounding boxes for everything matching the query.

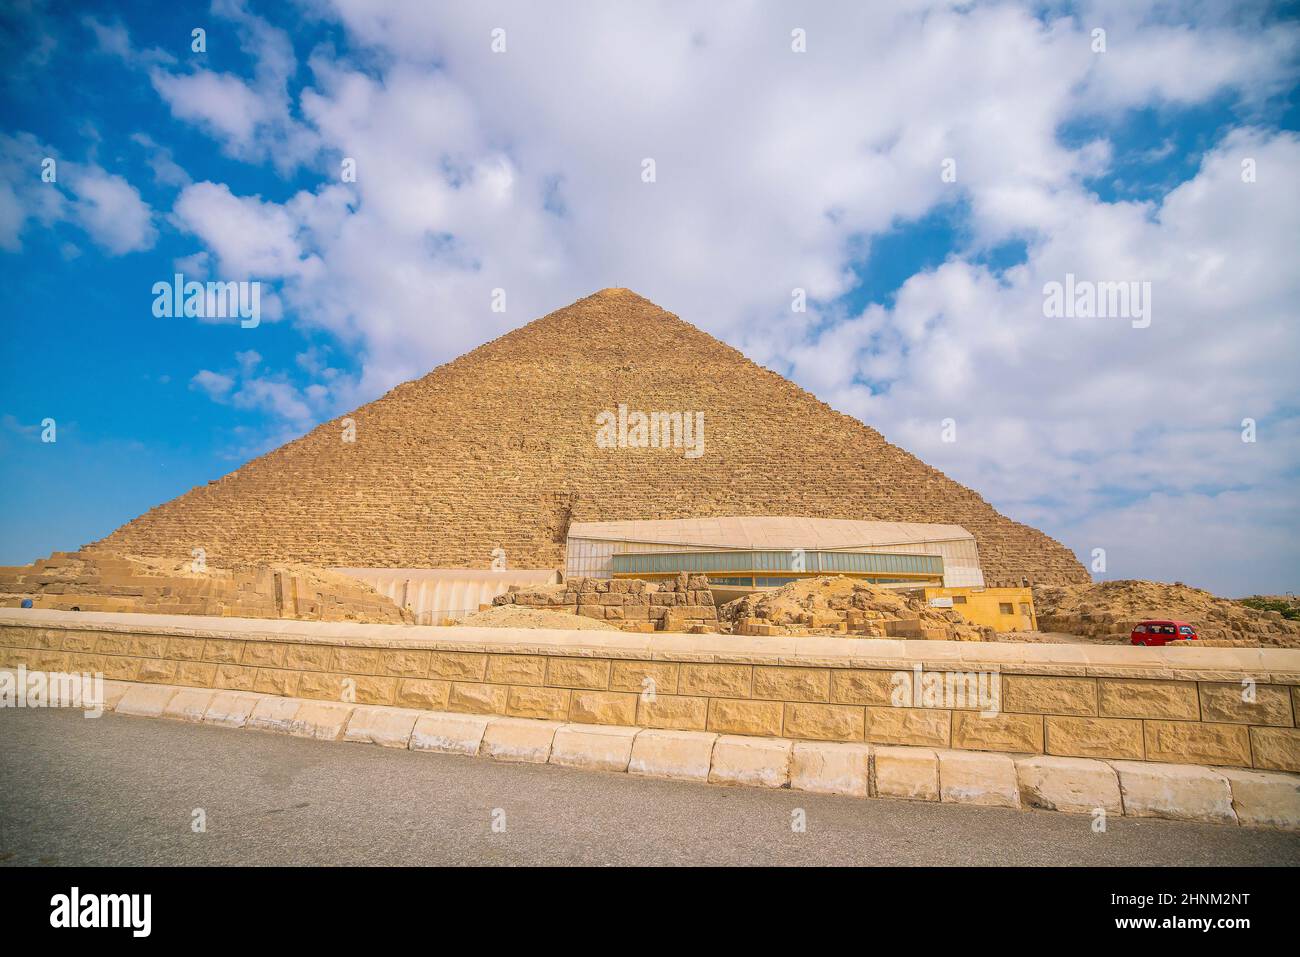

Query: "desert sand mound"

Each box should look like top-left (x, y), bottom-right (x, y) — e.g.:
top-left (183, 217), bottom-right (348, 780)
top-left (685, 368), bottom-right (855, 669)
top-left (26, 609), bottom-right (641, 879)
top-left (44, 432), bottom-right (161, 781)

top-left (1033, 579), bottom-right (1300, 648)
top-left (719, 576), bottom-right (991, 640)
top-left (452, 605), bottom-right (620, 631)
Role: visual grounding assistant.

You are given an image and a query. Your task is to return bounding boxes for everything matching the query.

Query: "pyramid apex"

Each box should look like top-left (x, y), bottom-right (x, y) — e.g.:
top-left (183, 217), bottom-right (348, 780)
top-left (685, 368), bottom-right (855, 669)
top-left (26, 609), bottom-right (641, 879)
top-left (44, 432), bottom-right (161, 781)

top-left (552, 287), bottom-right (665, 318)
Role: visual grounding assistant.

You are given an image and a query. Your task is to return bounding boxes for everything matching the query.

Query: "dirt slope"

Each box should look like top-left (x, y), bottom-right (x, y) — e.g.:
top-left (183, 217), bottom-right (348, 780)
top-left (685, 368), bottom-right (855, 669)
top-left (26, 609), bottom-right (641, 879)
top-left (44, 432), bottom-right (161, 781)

top-left (1034, 579), bottom-right (1300, 648)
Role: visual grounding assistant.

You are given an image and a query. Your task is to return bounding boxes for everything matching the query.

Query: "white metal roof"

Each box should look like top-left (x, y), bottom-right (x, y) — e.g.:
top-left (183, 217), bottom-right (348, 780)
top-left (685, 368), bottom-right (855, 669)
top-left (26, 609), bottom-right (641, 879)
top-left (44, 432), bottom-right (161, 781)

top-left (567, 517), bottom-right (974, 550)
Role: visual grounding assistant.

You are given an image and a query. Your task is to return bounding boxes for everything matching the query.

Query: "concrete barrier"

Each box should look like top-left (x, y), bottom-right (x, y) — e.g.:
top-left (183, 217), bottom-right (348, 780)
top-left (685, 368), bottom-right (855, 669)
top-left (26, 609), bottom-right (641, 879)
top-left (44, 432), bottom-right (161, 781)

top-left (1219, 768), bottom-right (1300, 829)
top-left (874, 747), bottom-right (939, 801)
top-left (246, 696), bottom-right (301, 733)
top-left (114, 684), bottom-right (177, 718)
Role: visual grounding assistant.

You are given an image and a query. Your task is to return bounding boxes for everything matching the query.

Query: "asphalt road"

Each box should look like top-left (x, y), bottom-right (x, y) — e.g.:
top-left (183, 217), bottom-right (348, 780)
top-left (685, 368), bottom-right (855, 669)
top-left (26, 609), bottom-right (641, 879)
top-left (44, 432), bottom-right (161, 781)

top-left (1, 709), bottom-right (1297, 866)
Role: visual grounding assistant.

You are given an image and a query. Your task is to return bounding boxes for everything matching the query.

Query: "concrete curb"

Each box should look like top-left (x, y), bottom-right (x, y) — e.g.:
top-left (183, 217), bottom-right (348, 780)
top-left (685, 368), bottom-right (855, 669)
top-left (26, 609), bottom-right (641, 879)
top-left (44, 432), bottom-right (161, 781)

top-left (1113, 761), bottom-right (1237, 825)
top-left (410, 712), bottom-right (491, 755)
top-left (9, 674), bottom-right (1299, 830)
top-left (874, 746), bottom-right (939, 801)
top-left (481, 717), bottom-right (563, 763)
top-left (162, 687), bottom-right (216, 723)
top-left (203, 691), bottom-right (266, 728)
top-left (287, 701), bottom-right (355, 741)
top-left (1015, 755), bottom-right (1123, 814)
top-left (344, 705), bottom-right (423, 748)
top-left (628, 729), bottom-right (716, 781)
top-left (709, 735), bottom-right (793, 788)
top-left (790, 741), bottom-right (871, 797)
top-left (938, 750), bottom-right (1020, 809)
top-left (114, 684), bottom-right (177, 718)
top-left (551, 723), bottom-right (641, 772)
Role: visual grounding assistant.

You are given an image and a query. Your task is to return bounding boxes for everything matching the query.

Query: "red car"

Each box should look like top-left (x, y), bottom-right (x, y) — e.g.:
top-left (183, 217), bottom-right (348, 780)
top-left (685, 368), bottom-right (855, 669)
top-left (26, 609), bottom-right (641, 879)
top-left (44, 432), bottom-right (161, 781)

top-left (1131, 619), bottom-right (1197, 646)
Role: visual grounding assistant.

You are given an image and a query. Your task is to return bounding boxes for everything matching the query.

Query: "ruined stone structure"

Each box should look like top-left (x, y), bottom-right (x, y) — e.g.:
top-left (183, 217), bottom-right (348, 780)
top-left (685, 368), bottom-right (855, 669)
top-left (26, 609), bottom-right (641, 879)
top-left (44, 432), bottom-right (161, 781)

top-left (95, 289), bottom-right (1088, 585)
top-left (0, 551), bottom-right (408, 624)
top-left (492, 574), bottom-right (719, 634)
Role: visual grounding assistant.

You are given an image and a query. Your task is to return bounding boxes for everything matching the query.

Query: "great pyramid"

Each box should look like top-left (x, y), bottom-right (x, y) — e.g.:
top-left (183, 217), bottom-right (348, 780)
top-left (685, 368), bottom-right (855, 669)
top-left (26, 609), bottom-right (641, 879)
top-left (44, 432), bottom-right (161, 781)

top-left (96, 288), bottom-right (1089, 585)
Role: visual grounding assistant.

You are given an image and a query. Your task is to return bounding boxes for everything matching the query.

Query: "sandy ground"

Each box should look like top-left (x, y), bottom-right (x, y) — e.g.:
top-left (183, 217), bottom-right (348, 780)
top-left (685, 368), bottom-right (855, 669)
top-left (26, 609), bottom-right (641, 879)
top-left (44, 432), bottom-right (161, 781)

top-left (452, 605), bottom-right (620, 631)
top-left (991, 630), bottom-right (1104, 645)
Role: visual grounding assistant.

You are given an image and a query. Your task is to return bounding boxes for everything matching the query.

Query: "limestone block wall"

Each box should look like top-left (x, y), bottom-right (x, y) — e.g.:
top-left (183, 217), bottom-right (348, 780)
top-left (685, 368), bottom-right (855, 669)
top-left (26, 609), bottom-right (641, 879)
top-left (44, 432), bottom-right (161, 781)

top-left (0, 551), bottom-right (409, 624)
top-left (493, 575), bottom-right (718, 633)
top-left (2, 609), bottom-right (1296, 772)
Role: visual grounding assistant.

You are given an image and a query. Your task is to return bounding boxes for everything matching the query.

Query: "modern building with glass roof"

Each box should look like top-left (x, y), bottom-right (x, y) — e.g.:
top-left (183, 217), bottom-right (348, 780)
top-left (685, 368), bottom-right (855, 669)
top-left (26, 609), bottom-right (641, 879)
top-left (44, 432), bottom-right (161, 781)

top-left (564, 517), bottom-right (986, 592)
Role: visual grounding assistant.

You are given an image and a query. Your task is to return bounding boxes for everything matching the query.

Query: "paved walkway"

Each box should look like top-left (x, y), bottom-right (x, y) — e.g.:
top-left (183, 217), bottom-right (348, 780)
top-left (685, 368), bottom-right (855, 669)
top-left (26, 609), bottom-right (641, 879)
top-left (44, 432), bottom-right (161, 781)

top-left (1, 709), bottom-right (1296, 866)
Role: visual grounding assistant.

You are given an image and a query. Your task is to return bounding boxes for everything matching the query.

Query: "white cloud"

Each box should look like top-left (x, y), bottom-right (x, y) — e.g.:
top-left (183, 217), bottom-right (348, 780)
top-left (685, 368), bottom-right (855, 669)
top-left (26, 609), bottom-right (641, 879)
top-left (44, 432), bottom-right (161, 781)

top-left (230, 377), bottom-right (314, 425)
top-left (145, 0), bottom-right (317, 170)
top-left (190, 369), bottom-right (234, 399)
top-left (189, 353), bottom-right (338, 436)
top-left (792, 128), bottom-right (1300, 592)
top-left (0, 131), bottom-right (155, 255)
top-left (172, 181), bottom-right (321, 281)
top-left (82, 14), bottom-right (175, 69)
top-left (131, 133), bottom-right (192, 188)
top-left (66, 165), bottom-right (156, 254)
top-left (150, 69), bottom-right (270, 149)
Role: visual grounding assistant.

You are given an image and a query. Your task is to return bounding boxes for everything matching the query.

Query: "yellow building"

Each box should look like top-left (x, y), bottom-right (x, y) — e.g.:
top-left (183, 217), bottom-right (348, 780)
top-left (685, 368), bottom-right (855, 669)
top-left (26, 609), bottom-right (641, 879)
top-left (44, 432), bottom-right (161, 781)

top-left (923, 585), bottom-right (1037, 632)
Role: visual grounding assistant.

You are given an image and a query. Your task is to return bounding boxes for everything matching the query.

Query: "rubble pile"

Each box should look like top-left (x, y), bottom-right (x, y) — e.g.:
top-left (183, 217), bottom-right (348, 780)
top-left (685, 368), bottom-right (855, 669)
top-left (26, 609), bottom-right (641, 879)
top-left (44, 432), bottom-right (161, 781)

top-left (718, 576), bottom-right (991, 641)
top-left (0, 549), bottom-right (411, 624)
top-left (453, 604), bottom-right (621, 631)
top-left (1034, 579), bottom-right (1300, 648)
top-left (491, 574), bottom-right (718, 633)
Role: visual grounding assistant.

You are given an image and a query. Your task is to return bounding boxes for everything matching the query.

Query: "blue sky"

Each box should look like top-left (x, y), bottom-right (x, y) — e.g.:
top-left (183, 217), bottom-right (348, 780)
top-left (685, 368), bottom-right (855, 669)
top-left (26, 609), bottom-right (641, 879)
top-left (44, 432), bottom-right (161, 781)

top-left (1, 0), bottom-right (1298, 596)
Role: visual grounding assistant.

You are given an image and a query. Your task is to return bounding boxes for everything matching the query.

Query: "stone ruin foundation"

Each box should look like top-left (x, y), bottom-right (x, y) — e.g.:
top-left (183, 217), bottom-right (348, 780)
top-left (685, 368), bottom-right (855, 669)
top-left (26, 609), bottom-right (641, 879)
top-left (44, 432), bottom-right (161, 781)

top-left (493, 574), bottom-right (718, 633)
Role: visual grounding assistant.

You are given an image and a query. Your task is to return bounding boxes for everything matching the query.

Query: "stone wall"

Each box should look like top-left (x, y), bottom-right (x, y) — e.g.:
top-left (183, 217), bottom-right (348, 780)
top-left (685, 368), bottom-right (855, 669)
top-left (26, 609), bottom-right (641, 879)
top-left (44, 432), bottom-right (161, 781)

top-left (92, 289), bottom-right (1088, 587)
top-left (4, 609), bottom-right (1296, 772)
top-left (493, 574), bottom-right (717, 633)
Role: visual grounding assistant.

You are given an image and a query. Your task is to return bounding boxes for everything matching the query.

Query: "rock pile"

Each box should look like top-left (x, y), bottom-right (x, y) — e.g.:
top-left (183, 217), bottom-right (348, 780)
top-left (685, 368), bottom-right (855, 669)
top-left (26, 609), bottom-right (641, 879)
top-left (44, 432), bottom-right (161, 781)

top-left (492, 574), bottom-right (718, 633)
top-left (1034, 579), bottom-right (1300, 648)
top-left (718, 576), bottom-right (991, 640)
